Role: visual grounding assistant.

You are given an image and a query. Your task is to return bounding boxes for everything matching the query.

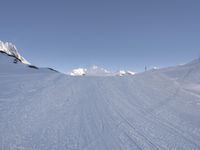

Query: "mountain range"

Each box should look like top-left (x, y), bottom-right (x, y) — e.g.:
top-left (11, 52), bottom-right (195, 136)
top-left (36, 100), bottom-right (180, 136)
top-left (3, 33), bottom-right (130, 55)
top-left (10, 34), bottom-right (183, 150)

top-left (68, 66), bottom-right (136, 76)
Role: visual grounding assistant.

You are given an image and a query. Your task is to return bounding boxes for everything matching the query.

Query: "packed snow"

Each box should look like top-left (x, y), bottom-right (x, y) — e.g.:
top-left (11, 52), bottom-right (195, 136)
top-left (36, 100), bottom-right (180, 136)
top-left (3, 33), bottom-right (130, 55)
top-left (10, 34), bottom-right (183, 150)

top-left (0, 51), bottom-right (200, 150)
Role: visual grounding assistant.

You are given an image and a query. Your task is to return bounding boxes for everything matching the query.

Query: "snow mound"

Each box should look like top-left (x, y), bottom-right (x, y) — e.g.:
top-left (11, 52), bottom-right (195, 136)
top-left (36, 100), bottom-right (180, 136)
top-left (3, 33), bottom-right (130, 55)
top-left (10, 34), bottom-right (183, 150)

top-left (0, 41), bottom-right (30, 64)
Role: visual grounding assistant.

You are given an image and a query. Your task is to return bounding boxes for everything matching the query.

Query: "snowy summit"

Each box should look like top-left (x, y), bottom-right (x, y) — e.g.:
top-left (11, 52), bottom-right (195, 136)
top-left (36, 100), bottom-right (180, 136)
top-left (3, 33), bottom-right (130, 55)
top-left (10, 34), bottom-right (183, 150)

top-left (69, 65), bottom-right (112, 76)
top-left (70, 68), bottom-right (87, 76)
top-left (68, 65), bottom-right (136, 76)
top-left (116, 70), bottom-right (136, 76)
top-left (0, 41), bottom-right (30, 65)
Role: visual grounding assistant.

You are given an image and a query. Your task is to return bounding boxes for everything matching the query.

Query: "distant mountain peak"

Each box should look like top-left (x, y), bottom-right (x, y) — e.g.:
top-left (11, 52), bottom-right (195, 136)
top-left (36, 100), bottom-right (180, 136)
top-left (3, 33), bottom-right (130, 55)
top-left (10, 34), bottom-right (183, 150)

top-left (116, 70), bottom-right (136, 76)
top-left (0, 41), bottom-right (30, 65)
top-left (68, 65), bottom-right (136, 76)
top-left (69, 65), bottom-right (111, 76)
top-left (70, 68), bottom-right (87, 76)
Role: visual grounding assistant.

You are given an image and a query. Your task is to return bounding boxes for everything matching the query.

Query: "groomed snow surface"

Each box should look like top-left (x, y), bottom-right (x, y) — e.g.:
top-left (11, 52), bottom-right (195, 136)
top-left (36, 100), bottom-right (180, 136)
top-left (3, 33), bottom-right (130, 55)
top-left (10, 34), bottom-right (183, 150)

top-left (0, 53), bottom-right (200, 150)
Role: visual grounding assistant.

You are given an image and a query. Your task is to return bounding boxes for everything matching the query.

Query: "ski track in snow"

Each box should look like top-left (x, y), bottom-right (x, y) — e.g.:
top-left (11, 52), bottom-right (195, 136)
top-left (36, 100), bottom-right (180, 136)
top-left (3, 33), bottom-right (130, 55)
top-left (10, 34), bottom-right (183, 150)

top-left (0, 54), bottom-right (200, 150)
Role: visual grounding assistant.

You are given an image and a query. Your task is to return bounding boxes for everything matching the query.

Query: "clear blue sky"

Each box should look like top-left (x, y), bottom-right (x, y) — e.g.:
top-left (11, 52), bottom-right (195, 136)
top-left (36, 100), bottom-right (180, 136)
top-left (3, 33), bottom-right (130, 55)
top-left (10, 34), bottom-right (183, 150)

top-left (1, 0), bottom-right (200, 72)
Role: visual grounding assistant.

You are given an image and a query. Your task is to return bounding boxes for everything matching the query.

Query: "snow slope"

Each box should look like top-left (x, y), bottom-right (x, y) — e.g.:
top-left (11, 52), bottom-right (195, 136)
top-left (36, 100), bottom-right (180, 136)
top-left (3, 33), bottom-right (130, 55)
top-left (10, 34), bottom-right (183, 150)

top-left (0, 53), bottom-right (200, 150)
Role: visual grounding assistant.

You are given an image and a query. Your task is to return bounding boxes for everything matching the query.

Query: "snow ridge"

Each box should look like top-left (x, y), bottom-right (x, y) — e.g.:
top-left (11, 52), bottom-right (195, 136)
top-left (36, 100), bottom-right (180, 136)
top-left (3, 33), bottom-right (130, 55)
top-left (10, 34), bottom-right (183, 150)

top-left (0, 41), bottom-right (30, 64)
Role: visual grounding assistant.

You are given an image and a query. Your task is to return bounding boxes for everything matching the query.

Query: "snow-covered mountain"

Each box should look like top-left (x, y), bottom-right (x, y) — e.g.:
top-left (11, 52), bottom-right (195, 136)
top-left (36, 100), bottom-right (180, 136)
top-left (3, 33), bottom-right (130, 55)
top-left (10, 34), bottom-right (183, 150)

top-left (68, 65), bottom-right (112, 76)
top-left (0, 41), bottom-right (30, 64)
top-left (0, 41), bottom-right (59, 74)
top-left (69, 68), bottom-right (87, 76)
top-left (116, 70), bottom-right (136, 76)
top-left (68, 65), bottom-right (136, 76)
top-left (0, 47), bottom-right (200, 149)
